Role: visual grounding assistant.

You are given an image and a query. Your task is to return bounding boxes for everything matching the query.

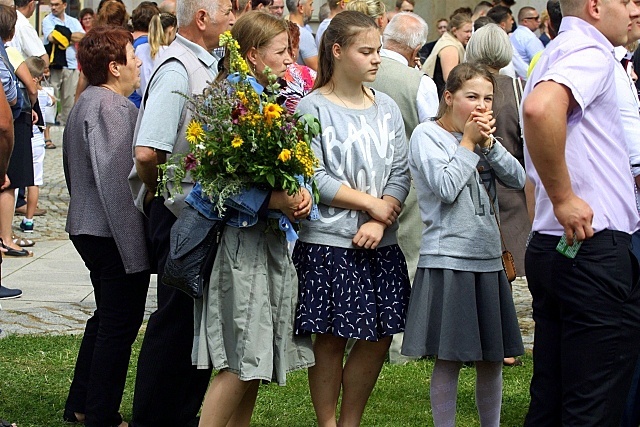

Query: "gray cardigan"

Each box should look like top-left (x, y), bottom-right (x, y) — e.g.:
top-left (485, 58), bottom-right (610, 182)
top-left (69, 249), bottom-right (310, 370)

top-left (63, 85), bottom-right (149, 274)
top-left (409, 120), bottom-right (526, 272)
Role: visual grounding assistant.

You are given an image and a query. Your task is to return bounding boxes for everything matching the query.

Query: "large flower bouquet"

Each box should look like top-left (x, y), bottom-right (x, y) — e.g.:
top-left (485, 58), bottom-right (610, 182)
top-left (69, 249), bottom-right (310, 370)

top-left (158, 31), bottom-right (320, 214)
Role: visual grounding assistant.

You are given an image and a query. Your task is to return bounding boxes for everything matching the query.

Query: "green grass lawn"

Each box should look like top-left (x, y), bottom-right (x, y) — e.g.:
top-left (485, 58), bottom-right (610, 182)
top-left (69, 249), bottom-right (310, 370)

top-left (0, 334), bottom-right (533, 426)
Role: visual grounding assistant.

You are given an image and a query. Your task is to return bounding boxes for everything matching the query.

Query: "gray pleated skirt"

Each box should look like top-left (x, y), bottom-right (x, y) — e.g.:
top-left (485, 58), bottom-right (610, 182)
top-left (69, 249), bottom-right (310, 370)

top-left (192, 221), bottom-right (315, 385)
top-left (401, 268), bottom-right (524, 362)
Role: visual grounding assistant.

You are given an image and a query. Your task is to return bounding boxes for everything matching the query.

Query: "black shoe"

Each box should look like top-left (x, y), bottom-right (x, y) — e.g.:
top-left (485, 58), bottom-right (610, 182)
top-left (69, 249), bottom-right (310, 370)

top-left (0, 286), bottom-right (22, 300)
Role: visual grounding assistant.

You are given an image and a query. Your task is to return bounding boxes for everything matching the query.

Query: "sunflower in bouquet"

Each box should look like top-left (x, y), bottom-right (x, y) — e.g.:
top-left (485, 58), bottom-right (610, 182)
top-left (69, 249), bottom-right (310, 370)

top-left (159, 31), bottom-right (320, 214)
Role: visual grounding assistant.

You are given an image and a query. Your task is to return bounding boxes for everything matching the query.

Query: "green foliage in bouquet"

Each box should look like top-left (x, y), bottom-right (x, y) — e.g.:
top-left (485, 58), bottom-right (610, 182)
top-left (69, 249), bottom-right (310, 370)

top-left (158, 31), bottom-right (321, 212)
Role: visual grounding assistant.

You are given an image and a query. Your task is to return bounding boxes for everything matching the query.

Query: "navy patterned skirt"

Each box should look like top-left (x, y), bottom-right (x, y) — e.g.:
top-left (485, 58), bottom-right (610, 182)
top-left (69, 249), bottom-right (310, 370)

top-left (293, 242), bottom-right (411, 341)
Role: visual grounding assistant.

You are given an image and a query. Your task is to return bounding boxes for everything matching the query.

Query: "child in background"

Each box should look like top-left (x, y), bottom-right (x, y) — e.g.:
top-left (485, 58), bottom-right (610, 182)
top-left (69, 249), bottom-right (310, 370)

top-left (22, 56), bottom-right (50, 233)
top-left (41, 67), bottom-right (56, 149)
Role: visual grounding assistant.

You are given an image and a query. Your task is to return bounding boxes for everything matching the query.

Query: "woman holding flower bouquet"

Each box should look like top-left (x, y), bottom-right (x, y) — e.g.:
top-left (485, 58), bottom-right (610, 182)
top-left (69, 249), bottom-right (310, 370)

top-left (293, 11), bottom-right (411, 427)
top-left (182, 12), bottom-right (317, 427)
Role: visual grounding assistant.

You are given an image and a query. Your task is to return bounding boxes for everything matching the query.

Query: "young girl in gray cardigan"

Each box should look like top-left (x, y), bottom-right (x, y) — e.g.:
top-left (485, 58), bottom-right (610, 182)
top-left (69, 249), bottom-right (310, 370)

top-left (402, 62), bottom-right (525, 426)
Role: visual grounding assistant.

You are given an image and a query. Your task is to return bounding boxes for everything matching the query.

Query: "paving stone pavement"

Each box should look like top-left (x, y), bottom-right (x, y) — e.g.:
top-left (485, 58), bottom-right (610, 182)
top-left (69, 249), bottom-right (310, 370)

top-left (0, 126), bottom-right (157, 338)
top-left (0, 126), bottom-right (534, 349)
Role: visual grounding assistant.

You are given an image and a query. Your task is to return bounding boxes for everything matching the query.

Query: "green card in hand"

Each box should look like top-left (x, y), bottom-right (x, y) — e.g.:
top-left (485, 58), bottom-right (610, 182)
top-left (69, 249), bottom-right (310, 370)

top-left (556, 233), bottom-right (582, 259)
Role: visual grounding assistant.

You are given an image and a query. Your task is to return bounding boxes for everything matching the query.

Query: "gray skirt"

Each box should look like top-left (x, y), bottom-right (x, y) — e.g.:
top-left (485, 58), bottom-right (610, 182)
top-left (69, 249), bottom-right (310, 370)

top-left (401, 268), bottom-right (524, 362)
top-left (192, 221), bottom-right (315, 385)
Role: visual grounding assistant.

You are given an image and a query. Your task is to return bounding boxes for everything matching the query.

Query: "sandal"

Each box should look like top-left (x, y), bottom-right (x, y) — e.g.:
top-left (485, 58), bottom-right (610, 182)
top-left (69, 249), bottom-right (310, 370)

top-left (12, 235), bottom-right (35, 248)
top-left (0, 241), bottom-right (33, 257)
top-left (45, 139), bottom-right (56, 149)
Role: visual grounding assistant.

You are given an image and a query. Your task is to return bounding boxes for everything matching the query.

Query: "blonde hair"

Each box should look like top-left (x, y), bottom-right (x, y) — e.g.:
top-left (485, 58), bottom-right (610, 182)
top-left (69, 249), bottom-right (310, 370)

top-left (148, 12), bottom-right (177, 59)
top-left (539, 9), bottom-right (549, 31)
top-left (220, 11), bottom-right (288, 82)
top-left (346, 0), bottom-right (385, 20)
top-left (447, 11), bottom-right (472, 33)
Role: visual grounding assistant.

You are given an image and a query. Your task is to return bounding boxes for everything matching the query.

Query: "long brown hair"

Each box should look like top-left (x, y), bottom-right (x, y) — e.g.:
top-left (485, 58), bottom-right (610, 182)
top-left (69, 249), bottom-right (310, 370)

top-left (95, 0), bottom-right (129, 28)
top-left (313, 10), bottom-right (379, 92)
top-left (436, 62), bottom-right (495, 119)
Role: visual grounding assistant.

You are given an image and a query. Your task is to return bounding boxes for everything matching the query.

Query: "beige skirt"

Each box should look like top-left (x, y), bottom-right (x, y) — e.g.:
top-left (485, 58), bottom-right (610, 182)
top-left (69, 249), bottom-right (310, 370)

top-left (192, 220), bottom-right (314, 385)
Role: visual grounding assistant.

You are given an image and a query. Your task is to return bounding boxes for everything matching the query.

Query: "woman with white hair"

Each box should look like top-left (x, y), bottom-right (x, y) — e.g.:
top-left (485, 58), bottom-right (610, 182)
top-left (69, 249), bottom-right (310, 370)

top-left (465, 23), bottom-right (531, 368)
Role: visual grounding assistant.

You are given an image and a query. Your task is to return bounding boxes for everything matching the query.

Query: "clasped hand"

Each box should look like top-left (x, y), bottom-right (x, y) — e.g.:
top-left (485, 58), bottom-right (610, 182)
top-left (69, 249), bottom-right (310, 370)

top-left (367, 197), bottom-right (401, 226)
top-left (352, 197), bottom-right (401, 249)
top-left (269, 189), bottom-right (312, 222)
top-left (463, 110), bottom-right (496, 148)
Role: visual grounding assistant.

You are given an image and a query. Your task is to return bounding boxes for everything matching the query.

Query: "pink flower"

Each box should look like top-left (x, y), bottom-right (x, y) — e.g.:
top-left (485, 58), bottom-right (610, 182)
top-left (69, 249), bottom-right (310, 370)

top-left (184, 153), bottom-right (198, 171)
top-left (232, 103), bottom-right (248, 124)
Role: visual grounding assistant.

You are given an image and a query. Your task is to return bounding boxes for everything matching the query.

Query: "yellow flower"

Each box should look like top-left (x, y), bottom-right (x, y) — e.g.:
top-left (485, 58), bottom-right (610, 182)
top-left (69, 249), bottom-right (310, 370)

top-left (186, 120), bottom-right (205, 144)
top-left (232, 56), bottom-right (251, 76)
top-left (219, 31), bottom-right (233, 48)
top-left (278, 149), bottom-right (292, 162)
top-left (220, 32), bottom-right (250, 76)
top-left (294, 140), bottom-right (318, 176)
top-left (231, 135), bottom-right (244, 148)
top-left (264, 103), bottom-right (283, 123)
top-left (237, 91), bottom-right (248, 104)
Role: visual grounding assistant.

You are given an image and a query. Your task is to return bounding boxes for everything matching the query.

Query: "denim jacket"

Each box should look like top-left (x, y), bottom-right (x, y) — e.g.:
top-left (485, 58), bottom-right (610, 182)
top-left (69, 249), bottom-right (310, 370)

top-left (185, 182), bottom-right (268, 228)
top-left (185, 75), bottom-right (318, 237)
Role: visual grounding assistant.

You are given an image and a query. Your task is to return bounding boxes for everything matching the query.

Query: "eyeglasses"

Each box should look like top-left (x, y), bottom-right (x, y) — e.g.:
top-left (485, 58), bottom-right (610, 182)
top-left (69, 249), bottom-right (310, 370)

top-left (524, 15), bottom-right (540, 21)
top-left (269, 5), bottom-right (284, 9)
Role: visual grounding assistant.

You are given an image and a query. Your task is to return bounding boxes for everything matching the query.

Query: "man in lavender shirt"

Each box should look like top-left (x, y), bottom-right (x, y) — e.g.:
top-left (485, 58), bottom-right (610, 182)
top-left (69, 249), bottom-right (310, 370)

top-left (521, 0), bottom-right (640, 425)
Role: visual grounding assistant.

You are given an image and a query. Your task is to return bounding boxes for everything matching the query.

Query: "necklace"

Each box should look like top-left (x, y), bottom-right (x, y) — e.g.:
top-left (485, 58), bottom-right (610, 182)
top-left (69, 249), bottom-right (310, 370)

top-left (436, 118), bottom-right (449, 132)
top-left (333, 88), bottom-right (366, 110)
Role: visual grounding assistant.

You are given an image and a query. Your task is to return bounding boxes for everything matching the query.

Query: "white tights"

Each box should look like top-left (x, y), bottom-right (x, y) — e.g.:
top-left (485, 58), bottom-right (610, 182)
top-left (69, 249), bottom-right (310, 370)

top-left (430, 358), bottom-right (503, 427)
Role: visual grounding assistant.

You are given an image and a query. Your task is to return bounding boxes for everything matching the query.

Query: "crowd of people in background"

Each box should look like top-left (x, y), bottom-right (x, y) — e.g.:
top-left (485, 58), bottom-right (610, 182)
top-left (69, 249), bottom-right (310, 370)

top-left (2, 0), bottom-right (640, 426)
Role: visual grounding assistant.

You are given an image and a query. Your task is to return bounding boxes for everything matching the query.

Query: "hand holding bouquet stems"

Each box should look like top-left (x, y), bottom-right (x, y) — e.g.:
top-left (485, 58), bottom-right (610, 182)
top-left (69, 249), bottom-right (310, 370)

top-left (158, 31), bottom-right (321, 214)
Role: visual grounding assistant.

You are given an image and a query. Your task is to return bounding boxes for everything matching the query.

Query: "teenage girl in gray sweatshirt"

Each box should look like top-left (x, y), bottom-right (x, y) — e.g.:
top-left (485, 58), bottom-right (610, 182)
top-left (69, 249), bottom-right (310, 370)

top-left (401, 63), bottom-right (525, 426)
top-left (293, 11), bottom-right (411, 426)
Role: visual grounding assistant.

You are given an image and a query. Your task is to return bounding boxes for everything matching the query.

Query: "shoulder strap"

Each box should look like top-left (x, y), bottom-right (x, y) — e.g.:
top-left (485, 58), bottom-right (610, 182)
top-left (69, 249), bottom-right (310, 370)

top-left (511, 77), bottom-right (523, 112)
top-left (512, 77), bottom-right (525, 144)
top-left (480, 176), bottom-right (509, 252)
top-left (141, 54), bottom-right (192, 136)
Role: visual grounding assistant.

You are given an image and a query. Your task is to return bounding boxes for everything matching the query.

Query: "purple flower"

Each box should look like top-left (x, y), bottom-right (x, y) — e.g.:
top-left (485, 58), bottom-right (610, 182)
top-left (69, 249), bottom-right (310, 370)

top-left (184, 153), bottom-right (198, 171)
top-left (231, 103), bottom-right (248, 124)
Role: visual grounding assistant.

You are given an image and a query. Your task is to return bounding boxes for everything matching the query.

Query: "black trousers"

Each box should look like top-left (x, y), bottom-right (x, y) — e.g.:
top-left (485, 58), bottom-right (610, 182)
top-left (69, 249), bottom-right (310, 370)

top-left (65, 235), bottom-right (150, 427)
top-left (131, 198), bottom-right (212, 427)
top-left (524, 230), bottom-right (640, 427)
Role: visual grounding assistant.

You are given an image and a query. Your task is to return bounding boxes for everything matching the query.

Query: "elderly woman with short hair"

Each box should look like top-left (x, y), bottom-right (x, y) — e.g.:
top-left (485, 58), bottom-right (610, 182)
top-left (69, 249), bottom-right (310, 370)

top-left (62, 26), bottom-right (149, 427)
